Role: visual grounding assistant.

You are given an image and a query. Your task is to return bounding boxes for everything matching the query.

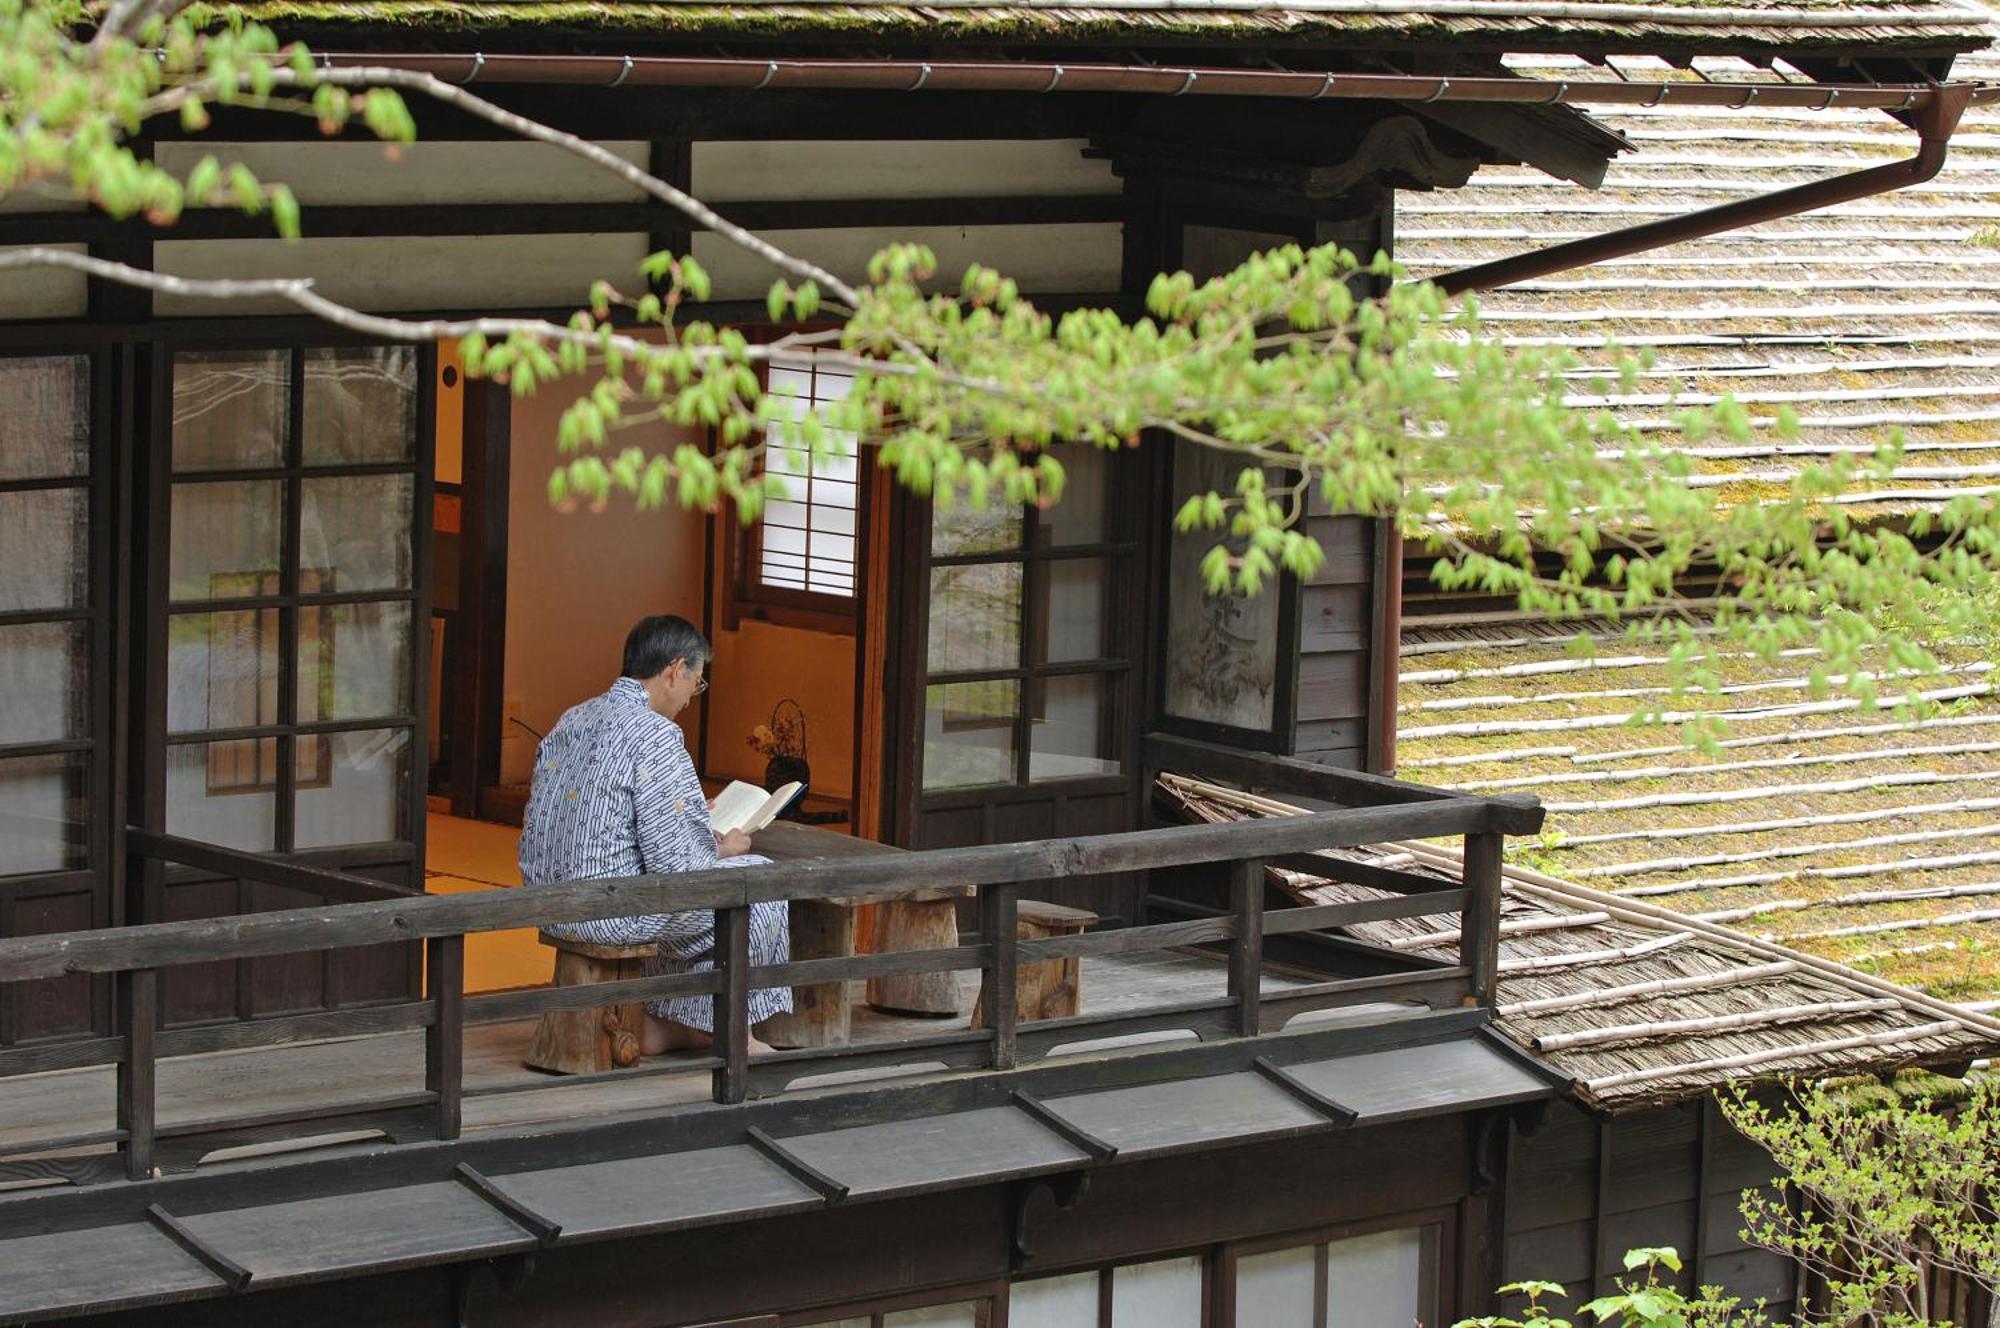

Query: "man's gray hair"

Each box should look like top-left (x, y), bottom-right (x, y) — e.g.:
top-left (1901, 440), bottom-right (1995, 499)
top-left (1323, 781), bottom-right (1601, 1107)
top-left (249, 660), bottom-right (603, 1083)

top-left (622, 614), bottom-right (711, 680)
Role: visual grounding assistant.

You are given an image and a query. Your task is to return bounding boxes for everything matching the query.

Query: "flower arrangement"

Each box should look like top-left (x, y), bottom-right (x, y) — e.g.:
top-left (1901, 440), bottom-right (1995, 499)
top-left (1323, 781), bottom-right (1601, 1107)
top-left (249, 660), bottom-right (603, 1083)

top-left (747, 698), bottom-right (807, 760)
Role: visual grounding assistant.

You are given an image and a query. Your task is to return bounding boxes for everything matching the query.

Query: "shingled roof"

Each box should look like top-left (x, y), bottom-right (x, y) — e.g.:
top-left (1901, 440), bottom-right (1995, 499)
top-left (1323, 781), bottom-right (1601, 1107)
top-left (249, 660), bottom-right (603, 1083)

top-left (1161, 775), bottom-right (2000, 1112)
top-left (1397, 35), bottom-right (2000, 1006)
top-left (240, 0), bottom-right (1993, 57)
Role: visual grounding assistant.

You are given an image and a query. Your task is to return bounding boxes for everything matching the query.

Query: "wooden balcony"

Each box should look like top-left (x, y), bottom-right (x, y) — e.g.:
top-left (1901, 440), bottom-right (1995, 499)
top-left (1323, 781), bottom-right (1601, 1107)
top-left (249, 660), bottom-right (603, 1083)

top-left (0, 735), bottom-right (1544, 1190)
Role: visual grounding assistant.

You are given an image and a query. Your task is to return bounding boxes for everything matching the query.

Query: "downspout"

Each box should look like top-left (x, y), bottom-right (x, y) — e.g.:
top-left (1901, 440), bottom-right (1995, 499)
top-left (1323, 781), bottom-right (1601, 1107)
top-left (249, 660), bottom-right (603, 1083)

top-left (1434, 82), bottom-right (1974, 295)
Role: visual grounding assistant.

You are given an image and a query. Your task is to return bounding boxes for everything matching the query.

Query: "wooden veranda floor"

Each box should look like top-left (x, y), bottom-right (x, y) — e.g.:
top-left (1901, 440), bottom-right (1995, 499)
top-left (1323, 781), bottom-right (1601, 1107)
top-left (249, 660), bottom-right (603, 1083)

top-left (0, 953), bottom-right (1385, 1174)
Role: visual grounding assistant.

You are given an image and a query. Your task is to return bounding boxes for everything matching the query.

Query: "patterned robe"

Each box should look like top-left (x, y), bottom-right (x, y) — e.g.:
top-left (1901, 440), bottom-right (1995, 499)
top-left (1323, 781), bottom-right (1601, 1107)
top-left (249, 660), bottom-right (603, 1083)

top-left (517, 676), bottom-right (792, 1031)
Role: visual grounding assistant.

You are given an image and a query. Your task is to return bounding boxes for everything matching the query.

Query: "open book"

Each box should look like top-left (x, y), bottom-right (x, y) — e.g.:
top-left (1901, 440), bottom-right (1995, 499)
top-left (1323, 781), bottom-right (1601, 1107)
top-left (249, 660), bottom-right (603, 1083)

top-left (708, 779), bottom-right (805, 836)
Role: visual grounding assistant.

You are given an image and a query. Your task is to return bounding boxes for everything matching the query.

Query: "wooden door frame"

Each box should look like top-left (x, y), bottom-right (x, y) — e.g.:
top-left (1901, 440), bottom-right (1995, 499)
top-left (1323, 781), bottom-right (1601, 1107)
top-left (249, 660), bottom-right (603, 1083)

top-left (447, 376), bottom-right (509, 820)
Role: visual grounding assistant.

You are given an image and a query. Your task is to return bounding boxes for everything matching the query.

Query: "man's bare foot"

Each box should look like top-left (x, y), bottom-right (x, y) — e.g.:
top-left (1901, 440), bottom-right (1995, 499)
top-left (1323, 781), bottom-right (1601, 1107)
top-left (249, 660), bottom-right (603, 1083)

top-left (641, 1013), bottom-right (777, 1056)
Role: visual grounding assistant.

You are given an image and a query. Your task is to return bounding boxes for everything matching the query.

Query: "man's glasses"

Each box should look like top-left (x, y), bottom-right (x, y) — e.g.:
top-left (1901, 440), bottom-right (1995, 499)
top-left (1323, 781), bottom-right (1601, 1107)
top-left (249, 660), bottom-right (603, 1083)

top-left (691, 676), bottom-right (709, 694)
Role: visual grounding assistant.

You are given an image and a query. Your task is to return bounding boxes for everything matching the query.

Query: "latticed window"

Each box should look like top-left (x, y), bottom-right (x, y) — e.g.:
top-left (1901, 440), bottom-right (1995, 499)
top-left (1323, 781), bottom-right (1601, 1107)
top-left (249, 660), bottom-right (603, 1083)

top-left (733, 354), bottom-right (860, 624)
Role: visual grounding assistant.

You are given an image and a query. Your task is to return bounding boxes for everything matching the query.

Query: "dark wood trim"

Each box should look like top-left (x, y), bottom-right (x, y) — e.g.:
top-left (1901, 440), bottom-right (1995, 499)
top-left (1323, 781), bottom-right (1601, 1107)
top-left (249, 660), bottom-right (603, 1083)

top-left (449, 378), bottom-right (511, 818)
top-left (0, 195), bottom-right (1126, 246)
top-left (129, 829), bottom-right (419, 904)
top-left (1366, 518), bottom-right (1401, 774)
top-left (1591, 1115), bottom-right (1613, 1297)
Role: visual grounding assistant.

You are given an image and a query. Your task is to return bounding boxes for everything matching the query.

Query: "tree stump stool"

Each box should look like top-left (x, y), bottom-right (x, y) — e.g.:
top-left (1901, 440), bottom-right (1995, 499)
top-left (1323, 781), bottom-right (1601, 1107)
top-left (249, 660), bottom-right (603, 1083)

top-left (757, 899), bottom-right (857, 1050)
top-left (973, 900), bottom-right (1098, 1027)
top-left (523, 931), bottom-right (655, 1075)
top-left (866, 896), bottom-right (964, 1017)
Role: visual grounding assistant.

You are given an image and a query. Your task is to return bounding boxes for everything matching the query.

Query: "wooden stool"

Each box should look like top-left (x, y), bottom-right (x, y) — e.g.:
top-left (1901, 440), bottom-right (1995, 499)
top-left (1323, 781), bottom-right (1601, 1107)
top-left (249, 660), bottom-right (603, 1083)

top-left (973, 900), bottom-right (1099, 1027)
top-left (867, 896), bottom-right (964, 1017)
top-left (757, 899), bottom-right (857, 1050)
top-left (523, 931), bottom-right (655, 1075)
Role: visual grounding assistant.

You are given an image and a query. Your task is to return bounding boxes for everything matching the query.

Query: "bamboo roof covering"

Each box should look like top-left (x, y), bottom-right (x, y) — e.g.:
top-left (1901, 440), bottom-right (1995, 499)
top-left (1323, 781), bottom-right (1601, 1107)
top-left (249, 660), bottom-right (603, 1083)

top-left (1405, 43), bottom-right (2000, 519)
top-left (1158, 773), bottom-right (2000, 1112)
top-left (237, 0), bottom-right (1992, 56)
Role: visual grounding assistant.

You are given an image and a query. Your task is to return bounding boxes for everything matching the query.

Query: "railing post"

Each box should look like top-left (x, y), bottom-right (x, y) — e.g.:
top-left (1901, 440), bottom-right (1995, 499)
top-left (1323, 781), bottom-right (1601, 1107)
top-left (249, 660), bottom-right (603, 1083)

top-left (979, 882), bottom-right (1018, 1070)
top-left (1228, 858), bottom-right (1264, 1037)
top-left (425, 935), bottom-right (464, 1140)
top-left (1460, 832), bottom-right (1504, 1008)
top-left (116, 967), bottom-right (158, 1180)
top-left (712, 905), bottom-right (751, 1104)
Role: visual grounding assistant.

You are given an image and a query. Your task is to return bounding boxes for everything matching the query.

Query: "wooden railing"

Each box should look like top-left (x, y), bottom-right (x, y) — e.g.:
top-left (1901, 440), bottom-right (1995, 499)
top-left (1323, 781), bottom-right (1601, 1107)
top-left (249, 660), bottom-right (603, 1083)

top-left (0, 753), bottom-right (1540, 1185)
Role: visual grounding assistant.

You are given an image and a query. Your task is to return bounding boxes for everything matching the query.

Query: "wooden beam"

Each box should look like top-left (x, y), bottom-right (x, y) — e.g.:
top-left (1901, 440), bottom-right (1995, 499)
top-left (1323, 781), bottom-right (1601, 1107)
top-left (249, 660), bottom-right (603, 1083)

top-left (0, 802), bottom-right (1505, 981)
top-left (128, 829), bottom-right (418, 904)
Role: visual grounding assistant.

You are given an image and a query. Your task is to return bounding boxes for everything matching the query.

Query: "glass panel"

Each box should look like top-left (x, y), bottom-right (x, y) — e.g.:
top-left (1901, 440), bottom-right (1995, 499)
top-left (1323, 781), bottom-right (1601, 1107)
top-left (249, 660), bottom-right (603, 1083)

top-left (883, 1302), bottom-right (985, 1328)
top-left (1041, 446), bottom-right (1107, 547)
top-left (167, 608), bottom-right (279, 734)
top-left (294, 727), bottom-right (410, 848)
top-left (1237, 1245), bottom-right (1318, 1328)
top-left (1010, 1270), bottom-right (1100, 1327)
top-left (0, 355), bottom-right (89, 480)
top-left (301, 474), bottom-right (414, 592)
top-left (1110, 1256), bottom-right (1203, 1328)
top-left (172, 349), bottom-right (289, 471)
top-left (300, 600), bottom-right (410, 723)
top-left (169, 480), bottom-right (283, 602)
top-left (0, 754), bottom-right (87, 876)
top-left (1030, 674), bottom-right (1119, 783)
top-left (0, 488), bottom-right (89, 612)
top-left (933, 500), bottom-right (1022, 557)
top-left (1325, 1229), bottom-right (1423, 1328)
top-left (793, 1319), bottom-right (870, 1328)
top-left (166, 740), bottom-right (275, 851)
top-left (928, 563), bottom-right (1021, 674)
top-left (922, 679), bottom-right (1017, 790)
top-left (303, 346), bottom-right (418, 464)
top-left (0, 622), bottom-right (86, 745)
top-left (1040, 558), bottom-right (1109, 665)
top-left (1162, 439), bottom-right (1278, 731)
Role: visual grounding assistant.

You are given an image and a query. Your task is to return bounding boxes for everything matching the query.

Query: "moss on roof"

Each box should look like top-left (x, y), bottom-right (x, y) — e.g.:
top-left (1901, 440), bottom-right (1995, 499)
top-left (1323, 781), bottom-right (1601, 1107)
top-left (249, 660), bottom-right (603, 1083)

top-left (234, 0), bottom-right (1994, 53)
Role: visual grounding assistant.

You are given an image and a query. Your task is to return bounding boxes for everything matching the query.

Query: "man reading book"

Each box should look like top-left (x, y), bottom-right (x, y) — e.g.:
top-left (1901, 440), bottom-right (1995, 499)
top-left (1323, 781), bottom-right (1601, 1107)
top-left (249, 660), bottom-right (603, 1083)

top-left (518, 614), bottom-right (793, 1055)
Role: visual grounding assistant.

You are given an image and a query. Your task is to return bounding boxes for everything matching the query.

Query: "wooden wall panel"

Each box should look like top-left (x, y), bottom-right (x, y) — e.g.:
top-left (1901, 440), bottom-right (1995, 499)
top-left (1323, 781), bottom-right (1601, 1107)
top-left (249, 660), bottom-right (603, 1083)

top-left (6, 887), bottom-right (95, 1040)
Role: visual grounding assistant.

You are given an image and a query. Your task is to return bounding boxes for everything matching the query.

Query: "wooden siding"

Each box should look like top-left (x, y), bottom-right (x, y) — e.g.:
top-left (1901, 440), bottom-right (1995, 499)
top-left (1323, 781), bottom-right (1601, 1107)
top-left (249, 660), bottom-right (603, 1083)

top-left (1504, 1100), bottom-right (1795, 1319)
top-left (1290, 514), bottom-right (1379, 771)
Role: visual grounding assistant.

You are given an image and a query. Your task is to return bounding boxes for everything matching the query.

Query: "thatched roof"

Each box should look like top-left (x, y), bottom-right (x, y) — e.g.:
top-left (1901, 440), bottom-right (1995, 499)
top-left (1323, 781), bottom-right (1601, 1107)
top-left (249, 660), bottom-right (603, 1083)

top-left (1159, 773), bottom-right (2000, 1113)
top-left (1404, 44), bottom-right (2000, 519)
top-left (1399, 36), bottom-right (2000, 1004)
top-left (238, 0), bottom-right (1993, 56)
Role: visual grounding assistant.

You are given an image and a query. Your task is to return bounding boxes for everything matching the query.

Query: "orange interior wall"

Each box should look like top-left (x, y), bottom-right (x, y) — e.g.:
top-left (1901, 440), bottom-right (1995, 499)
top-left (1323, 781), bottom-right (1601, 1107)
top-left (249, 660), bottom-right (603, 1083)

top-left (704, 617), bottom-right (856, 801)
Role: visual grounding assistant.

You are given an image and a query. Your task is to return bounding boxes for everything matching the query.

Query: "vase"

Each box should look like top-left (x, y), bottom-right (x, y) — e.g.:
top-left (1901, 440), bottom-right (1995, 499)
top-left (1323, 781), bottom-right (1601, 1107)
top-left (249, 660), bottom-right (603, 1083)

top-left (763, 755), bottom-right (810, 819)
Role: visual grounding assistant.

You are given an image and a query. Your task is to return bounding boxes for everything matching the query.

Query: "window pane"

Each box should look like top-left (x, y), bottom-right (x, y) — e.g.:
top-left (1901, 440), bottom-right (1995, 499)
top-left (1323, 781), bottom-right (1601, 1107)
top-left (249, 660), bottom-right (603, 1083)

top-left (1326, 1229), bottom-right (1424, 1328)
top-left (0, 754), bottom-right (87, 876)
top-left (1041, 446), bottom-right (1107, 547)
top-left (295, 727), bottom-right (411, 849)
top-left (169, 480), bottom-right (283, 602)
top-left (923, 680), bottom-right (1017, 790)
top-left (1162, 439), bottom-right (1278, 731)
top-left (302, 473), bottom-right (414, 592)
top-left (303, 346), bottom-right (418, 464)
top-left (1110, 1256), bottom-right (1202, 1328)
top-left (0, 488), bottom-right (89, 612)
top-left (1040, 558), bottom-right (1109, 665)
top-left (883, 1302), bottom-right (986, 1328)
top-left (1030, 674), bottom-right (1119, 783)
top-left (928, 563), bottom-right (1021, 674)
top-left (166, 740), bottom-right (275, 851)
top-left (1010, 1270), bottom-right (1099, 1327)
top-left (172, 349), bottom-right (289, 471)
top-left (167, 609), bottom-right (278, 734)
top-left (0, 622), bottom-right (86, 745)
top-left (301, 601), bottom-right (410, 723)
top-left (933, 500), bottom-right (1022, 557)
top-left (1237, 1245), bottom-right (1317, 1328)
top-left (0, 354), bottom-right (89, 480)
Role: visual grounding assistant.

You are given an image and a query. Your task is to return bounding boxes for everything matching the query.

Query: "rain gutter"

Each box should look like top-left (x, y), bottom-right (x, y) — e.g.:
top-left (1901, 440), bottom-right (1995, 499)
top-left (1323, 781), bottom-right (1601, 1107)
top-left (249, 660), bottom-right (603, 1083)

top-left (320, 50), bottom-right (1995, 116)
top-left (1435, 81), bottom-right (1977, 293)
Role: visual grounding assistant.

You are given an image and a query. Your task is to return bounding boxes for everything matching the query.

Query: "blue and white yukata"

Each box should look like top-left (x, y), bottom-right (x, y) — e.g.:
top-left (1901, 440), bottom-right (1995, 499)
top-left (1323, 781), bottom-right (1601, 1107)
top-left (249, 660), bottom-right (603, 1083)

top-left (517, 676), bottom-right (792, 1031)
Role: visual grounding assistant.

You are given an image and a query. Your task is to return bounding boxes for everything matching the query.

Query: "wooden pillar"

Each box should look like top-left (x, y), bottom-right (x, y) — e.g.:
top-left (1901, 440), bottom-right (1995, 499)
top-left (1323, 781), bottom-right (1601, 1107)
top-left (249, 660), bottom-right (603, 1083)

top-left (449, 379), bottom-right (509, 819)
top-left (116, 967), bottom-right (157, 1180)
top-left (425, 936), bottom-right (464, 1140)
top-left (1460, 831), bottom-right (1504, 1008)
top-left (712, 906), bottom-right (751, 1104)
top-left (979, 884), bottom-right (1018, 1071)
top-left (1228, 859), bottom-right (1264, 1036)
